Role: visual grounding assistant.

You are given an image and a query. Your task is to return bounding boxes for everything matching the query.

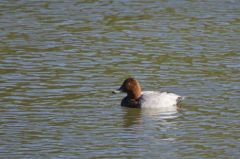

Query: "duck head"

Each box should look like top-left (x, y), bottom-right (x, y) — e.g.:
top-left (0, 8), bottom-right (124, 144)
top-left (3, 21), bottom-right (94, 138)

top-left (113, 78), bottom-right (142, 100)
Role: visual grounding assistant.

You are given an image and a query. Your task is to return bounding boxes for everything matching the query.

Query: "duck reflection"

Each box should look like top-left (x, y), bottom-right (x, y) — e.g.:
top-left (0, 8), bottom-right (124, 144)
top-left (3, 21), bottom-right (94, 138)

top-left (122, 108), bottom-right (142, 127)
top-left (122, 107), bottom-right (180, 127)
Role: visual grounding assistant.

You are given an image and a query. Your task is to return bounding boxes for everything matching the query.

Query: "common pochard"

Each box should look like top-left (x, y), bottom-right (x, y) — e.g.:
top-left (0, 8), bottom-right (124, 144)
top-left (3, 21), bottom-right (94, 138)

top-left (113, 78), bottom-right (183, 108)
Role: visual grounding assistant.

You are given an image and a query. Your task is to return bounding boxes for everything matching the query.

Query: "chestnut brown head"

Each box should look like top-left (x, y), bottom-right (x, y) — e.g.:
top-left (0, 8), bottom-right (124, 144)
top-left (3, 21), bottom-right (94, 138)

top-left (118, 78), bottom-right (142, 100)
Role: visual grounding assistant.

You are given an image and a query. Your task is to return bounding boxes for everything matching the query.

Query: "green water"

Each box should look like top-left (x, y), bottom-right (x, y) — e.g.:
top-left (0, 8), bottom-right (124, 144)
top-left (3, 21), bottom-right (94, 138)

top-left (0, 0), bottom-right (239, 158)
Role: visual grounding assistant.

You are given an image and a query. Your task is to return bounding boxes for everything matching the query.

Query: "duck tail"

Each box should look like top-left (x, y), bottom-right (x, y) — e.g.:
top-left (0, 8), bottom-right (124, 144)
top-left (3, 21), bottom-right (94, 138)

top-left (177, 96), bottom-right (186, 107)
top-left (181, 96), bottom-right (186, 101)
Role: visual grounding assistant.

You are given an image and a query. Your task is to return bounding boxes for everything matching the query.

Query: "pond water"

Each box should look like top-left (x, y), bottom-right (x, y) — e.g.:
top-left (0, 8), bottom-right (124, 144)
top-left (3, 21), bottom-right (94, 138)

top-left (0, 0), bottom-right (239, 158)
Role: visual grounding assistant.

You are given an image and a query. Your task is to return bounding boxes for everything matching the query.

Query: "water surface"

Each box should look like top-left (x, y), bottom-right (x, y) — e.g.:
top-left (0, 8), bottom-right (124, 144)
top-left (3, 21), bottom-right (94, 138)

top-left (0, 0), bottom-right (240, 158)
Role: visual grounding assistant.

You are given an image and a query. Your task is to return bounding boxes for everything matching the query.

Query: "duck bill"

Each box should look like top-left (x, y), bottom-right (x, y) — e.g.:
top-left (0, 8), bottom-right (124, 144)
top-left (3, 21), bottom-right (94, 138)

top-left (112, 87), bottom-right (123, 94)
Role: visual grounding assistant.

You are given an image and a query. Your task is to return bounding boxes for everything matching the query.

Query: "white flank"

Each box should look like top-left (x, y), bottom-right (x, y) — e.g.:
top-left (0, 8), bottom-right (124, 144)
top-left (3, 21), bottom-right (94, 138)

top-left (140, 91), bottom-right (181, 109)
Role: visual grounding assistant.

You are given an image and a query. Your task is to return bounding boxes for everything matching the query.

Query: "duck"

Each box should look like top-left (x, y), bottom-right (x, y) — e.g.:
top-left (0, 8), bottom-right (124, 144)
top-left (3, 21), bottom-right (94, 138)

top-left (113, 78), bottom-right (183, 108)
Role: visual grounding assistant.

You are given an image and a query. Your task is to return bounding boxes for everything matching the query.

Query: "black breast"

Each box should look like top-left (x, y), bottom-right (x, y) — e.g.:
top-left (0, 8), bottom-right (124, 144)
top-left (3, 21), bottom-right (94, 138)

top-left (121, 97), bottom-right (141, 108)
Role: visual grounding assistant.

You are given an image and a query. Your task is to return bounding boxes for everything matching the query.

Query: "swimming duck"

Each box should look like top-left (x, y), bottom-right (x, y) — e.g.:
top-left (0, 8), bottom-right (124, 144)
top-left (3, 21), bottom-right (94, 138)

top-left (113, 78), bottom-right (183, 108)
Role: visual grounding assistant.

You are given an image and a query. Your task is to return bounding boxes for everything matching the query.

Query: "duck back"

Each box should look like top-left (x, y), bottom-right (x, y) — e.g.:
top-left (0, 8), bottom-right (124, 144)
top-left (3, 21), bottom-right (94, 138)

top-left (140, 91), bottom-right (181, 109)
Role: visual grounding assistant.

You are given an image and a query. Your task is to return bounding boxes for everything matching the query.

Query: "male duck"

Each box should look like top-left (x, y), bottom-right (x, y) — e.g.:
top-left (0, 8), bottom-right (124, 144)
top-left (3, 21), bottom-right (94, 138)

top-left (113, 78), bottom-right (183, 108)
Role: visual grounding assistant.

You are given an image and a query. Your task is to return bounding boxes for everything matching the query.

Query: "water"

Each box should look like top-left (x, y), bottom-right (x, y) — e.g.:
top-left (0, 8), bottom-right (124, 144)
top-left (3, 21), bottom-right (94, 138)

top-left (0, 0), bottom-right (239, 158)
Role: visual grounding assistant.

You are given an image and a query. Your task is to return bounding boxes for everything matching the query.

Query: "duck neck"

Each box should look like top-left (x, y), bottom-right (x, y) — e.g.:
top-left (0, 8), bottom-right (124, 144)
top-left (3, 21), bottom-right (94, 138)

top-left (127, 89), bottom-right (141, 100)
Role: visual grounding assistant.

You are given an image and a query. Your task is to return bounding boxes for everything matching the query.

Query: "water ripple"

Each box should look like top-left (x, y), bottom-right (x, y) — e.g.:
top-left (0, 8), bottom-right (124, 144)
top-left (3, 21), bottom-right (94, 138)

top-left (1, 0), bottom-right (240, 158)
